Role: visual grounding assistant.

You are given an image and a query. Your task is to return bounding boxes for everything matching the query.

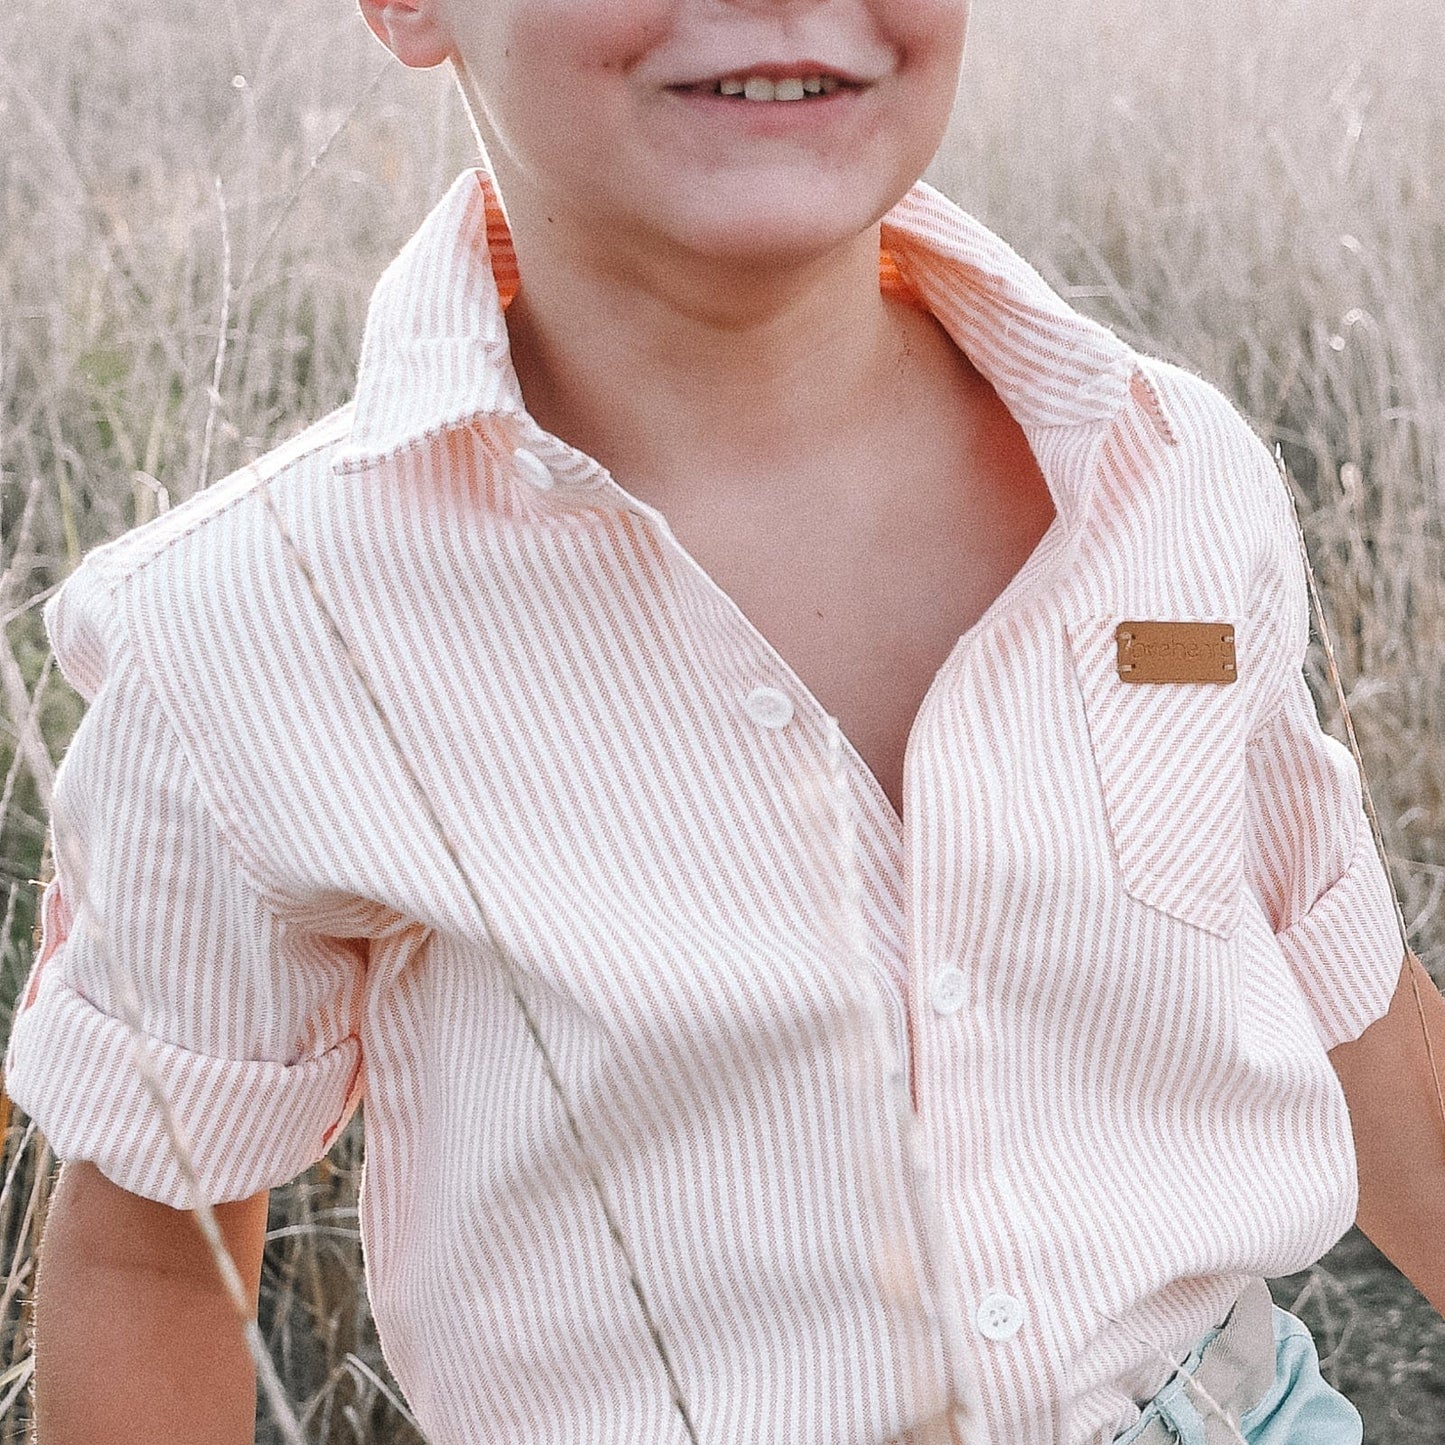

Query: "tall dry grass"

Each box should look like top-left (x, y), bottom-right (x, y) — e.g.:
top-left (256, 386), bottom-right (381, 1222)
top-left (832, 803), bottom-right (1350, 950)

top-left (2, 0), bottom-right (1444, 1437)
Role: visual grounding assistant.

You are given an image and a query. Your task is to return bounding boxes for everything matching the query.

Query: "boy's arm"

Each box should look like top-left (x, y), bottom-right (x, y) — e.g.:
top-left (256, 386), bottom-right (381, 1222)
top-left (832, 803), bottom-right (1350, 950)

top-left (35, 1160), bottom-right (270, 1445)
top-left (1329, 952), bottom-right (1445, 1317)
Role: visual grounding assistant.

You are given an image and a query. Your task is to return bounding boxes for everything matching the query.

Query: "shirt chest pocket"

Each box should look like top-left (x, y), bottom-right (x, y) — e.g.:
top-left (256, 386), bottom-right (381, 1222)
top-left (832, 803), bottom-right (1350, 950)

top-left (1065, 617), bottom-right (1249, 939)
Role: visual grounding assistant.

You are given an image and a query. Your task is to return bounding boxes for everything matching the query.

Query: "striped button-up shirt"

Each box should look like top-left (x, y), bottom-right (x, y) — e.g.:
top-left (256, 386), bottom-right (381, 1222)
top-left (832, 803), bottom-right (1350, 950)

top-left (6, 170), bottom-right (1404, 1445)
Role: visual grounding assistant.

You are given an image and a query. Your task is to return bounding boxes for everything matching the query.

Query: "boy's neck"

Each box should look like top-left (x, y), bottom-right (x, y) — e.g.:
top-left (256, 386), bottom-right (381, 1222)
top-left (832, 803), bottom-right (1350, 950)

top-left (500, 202), bottom-right (931, 515)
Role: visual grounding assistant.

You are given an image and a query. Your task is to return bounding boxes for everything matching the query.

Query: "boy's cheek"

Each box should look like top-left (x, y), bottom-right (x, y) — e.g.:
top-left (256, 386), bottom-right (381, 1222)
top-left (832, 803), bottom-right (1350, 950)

top-left (449, 0), bottom-right (674, 83)
top-left (874, 0), bottom-right (971, 54)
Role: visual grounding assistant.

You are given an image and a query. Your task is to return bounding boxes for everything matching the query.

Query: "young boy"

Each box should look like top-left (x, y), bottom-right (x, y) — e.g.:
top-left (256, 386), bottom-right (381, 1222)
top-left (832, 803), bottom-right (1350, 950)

top-left (9, 1), bottom-right (1445, 1442)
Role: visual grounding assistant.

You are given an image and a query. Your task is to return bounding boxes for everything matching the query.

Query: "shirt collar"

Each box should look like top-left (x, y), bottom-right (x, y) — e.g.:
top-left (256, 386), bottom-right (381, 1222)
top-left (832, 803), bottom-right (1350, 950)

top-left (334, 168), bottom-right (1177, 488)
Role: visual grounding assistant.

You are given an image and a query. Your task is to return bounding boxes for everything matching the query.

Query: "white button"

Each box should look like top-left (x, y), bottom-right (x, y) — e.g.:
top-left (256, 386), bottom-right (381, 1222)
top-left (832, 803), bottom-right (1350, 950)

top-left (930, 968), bottom-right (968, 1016)
top-left (744, 686), bottom-right (794, 729)
top-left (975, 1292), bottom-right (1026, 1341)
top-left (513, 447), bottom-right (555, 490)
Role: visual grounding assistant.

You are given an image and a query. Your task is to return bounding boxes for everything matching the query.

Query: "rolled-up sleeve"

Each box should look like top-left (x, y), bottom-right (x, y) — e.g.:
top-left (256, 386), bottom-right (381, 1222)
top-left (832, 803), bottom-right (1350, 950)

top-left (5, 584), bottom-right (365, 1207)
top-left (1245, 643), bottom-right (1404, 1054)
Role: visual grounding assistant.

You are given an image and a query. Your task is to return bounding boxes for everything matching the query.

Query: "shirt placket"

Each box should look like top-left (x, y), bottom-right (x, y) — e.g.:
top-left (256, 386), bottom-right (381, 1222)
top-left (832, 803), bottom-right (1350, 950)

top-left (904, 416), bottom-right (1120, 1430)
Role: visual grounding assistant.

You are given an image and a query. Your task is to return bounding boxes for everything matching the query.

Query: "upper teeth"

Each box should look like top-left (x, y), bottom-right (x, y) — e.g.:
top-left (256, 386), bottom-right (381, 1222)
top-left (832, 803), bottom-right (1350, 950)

top-left (716, 75), bottom-right (841, 101)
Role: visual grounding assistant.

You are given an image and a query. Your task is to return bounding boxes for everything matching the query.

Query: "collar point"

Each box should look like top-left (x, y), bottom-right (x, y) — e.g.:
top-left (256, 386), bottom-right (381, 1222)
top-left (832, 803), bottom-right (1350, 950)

top-left (1128, 365), bottom-right (1182, 446)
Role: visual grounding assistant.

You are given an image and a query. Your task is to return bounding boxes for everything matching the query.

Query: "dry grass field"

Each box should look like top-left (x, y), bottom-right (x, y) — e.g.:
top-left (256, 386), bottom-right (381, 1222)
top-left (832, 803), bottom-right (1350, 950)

top-left (2, 0), bottom-right (1444, 1438)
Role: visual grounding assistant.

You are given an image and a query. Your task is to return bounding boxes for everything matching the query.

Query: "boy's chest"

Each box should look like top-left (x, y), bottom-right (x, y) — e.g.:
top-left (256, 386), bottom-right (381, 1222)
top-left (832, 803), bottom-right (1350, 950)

top-left (652, 444), bottom-right (1055, 820)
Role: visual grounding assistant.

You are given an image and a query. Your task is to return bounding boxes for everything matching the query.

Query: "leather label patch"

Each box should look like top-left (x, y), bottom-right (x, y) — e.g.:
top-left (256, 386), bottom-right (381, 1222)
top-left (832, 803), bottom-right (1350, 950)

top-left (1116, 621), bottom-right (1237, 684)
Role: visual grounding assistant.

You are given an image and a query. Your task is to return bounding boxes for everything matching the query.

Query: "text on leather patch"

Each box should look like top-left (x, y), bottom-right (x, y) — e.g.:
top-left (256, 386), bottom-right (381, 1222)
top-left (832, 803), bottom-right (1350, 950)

top-left (1116, 622), bottom-right (1237, 684)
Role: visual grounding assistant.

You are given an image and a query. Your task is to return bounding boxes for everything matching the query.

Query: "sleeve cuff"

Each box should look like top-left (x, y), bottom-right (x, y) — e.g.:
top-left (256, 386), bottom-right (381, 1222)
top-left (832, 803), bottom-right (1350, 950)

top-left (4, 967), bottom-right (362, 1206)
top-left (1273, 821), bottom-right (1406, 1052)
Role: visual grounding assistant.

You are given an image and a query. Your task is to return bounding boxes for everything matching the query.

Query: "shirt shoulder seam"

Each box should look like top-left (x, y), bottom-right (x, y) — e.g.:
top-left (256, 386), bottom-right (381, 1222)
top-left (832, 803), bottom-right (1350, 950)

top-left (96, 411), bottom-right (352, 596)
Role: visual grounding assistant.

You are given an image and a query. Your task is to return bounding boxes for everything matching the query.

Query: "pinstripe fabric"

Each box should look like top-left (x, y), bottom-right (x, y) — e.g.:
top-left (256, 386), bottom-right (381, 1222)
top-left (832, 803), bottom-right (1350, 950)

top-left (5, 170), bottom-right (1404, 1445)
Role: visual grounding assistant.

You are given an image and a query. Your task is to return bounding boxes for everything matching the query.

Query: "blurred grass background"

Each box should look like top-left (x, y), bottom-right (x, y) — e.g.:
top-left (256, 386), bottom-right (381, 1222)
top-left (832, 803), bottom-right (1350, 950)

top-left (1, 0), bottom-right (1443, 1437)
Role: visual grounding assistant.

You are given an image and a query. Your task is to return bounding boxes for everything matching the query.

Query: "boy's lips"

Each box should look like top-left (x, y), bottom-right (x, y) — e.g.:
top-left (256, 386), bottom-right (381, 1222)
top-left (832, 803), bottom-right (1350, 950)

top-left (652, 55), bottom-right (888, 137)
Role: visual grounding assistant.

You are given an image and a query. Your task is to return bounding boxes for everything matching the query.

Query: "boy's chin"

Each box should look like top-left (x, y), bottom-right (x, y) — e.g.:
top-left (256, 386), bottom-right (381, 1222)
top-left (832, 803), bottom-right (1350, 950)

top-left (652, 179), bottom-right (904, 269)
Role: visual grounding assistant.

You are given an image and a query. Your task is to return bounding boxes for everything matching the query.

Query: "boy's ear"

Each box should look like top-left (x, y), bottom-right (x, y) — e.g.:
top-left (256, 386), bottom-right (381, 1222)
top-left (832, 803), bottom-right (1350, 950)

top-left (358, 0), bottom-right (453, 69)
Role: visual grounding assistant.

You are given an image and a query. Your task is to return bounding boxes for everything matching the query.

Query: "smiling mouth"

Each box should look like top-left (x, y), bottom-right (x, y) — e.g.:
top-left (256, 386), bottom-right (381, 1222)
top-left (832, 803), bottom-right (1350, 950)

top-left (673, 74), bottom-right (864, 103)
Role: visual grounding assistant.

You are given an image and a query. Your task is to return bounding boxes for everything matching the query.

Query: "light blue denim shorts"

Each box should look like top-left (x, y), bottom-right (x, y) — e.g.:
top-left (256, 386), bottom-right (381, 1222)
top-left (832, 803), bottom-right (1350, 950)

top-left (1114, 1298), bottom-right (1363, 1445)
